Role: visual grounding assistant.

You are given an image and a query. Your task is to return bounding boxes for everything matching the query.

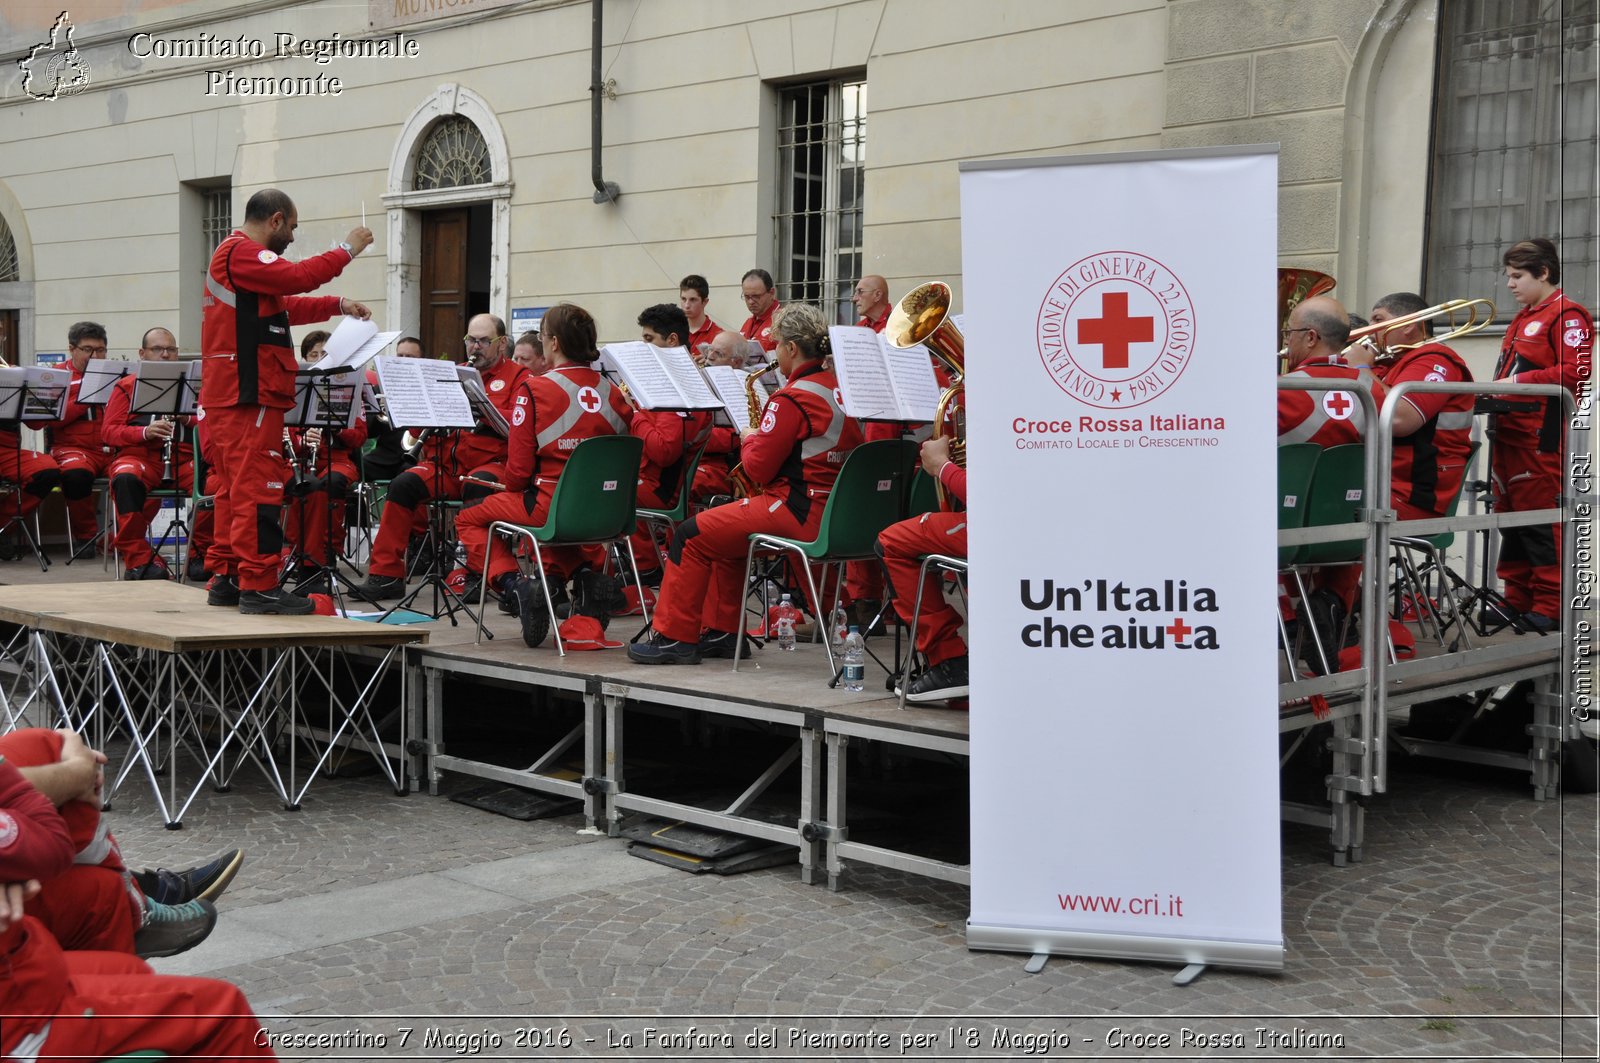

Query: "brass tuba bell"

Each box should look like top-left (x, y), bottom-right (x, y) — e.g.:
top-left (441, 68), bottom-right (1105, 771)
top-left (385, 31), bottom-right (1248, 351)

top-left (885, 280), bottom-right (964, 380)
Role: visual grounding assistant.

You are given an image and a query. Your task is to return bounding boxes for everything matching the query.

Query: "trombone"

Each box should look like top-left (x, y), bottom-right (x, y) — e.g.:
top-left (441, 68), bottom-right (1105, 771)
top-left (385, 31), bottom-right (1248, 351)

top-left (1343, 297), bottom-right (1496, 358)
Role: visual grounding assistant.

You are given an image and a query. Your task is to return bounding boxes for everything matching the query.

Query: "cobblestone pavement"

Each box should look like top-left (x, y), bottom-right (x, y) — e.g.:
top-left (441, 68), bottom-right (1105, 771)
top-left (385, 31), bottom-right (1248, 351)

top-left (97, 744), bottom-right (1594, 1063)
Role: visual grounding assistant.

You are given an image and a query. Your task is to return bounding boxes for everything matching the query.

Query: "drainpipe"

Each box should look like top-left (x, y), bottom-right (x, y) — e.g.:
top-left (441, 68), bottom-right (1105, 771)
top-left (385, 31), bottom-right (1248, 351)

top-left (591, 0), bottom-right (621, 204)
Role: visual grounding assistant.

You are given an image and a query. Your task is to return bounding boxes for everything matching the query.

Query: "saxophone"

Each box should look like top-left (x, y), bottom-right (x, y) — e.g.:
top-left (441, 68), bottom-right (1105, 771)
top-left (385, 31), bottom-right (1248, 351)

top-left (727, 363), bottom-right (781, 498)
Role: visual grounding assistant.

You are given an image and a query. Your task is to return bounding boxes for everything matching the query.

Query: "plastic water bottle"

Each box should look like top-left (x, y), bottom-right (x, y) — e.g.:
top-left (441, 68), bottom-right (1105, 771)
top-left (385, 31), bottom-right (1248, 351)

top-left (773, 594), bottom-right (798, 651)
top-left (842, 625), bottom-right (866, 692)
top-left (828, 604), bottom-right (850, 652)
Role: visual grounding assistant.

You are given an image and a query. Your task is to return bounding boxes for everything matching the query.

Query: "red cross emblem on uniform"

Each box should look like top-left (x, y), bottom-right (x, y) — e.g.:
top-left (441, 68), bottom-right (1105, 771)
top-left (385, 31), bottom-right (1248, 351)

top-left (577, 386), bottom-right (602, 413)
top-left (1323, 391), bottom-right (1354, 420)
top-left (1077, 291), bottom-right (1155, 370)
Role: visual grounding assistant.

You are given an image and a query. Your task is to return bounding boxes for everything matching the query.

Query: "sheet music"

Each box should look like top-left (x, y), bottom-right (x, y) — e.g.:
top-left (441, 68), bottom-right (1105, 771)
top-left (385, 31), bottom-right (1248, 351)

top-left (456, 366), bottom-right (509, 438)
top-left (78, 360), bottom-right (136, 406)
top-left (0, 366), bottom-right (71, 420)
top-left (130, 360), bottom-right (200, 417)
top-left (881, 335), bottom-right (941, 421)
top-left (829, 325), bottom-right (899, 420)
top-left (372, 355), bottom-right (475, 429)
top-left (703, 365), bottom-right (767, 434)
top-left (657, 346), bottom-right (722, 410)
top-left (287, 373), bottom-right (361, 429)
top-left (313, 317), bottom-right (403, 371)
top-left (599, 342), bottom-right (685, 409)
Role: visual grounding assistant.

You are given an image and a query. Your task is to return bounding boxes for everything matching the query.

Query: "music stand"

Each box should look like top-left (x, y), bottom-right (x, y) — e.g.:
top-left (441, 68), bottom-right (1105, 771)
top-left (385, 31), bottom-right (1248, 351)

top-left (1457, 398), bottom-right (1547, 637)
top-left (128, 360), bottom-right (201, 575)
top-left (368, 357), bottom-right (480, 624)
top-left (0, 365), bottom-right (70, 569)
top-left (64, 360), bottom-right (135, 564)
top-left (284, 369), bottom-right (367, 610)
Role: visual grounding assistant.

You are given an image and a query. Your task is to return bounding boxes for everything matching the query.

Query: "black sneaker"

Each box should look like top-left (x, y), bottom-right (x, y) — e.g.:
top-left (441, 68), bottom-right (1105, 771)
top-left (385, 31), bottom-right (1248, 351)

top-left (239, 587), bottom-right (316, 616)
top-left (355, 574), bottom-right (408, 601)
top-left (133, 898), bottom-right (217, 959)
top-left (1300, 589), bottom-right (1347, 676)
top-left (627, 631), bottom-right (702, 665)
top-left (185, 553), bottom-right (211, 583)
top-left (125, 558), bottom-right (170, 581)
top-left (511, 577), bottom-right (550, 648)
top-left (902, 655), bottom-right (969, 703)
top-left (1520, 611), bottom-right (1557, 634)
top-left (134, 849), bottom-right (244, 905)
top-left (698, 629), bottom-right (751, 660)
top-left (572, 569), bottom-right (624, 628)
top-left (206, 575), bottom-right (240, 607)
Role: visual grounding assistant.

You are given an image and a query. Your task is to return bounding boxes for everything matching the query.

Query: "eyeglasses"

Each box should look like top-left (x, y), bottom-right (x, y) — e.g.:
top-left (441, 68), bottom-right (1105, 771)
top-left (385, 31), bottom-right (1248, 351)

top-left (144, 346), bottom-right (179, 356)
top-left (72, 344), bottom-right (107, 355)
top-left (1279, 327), bottom-right (1313, 341)
top-left (463, 335), bottom-right (499, 349)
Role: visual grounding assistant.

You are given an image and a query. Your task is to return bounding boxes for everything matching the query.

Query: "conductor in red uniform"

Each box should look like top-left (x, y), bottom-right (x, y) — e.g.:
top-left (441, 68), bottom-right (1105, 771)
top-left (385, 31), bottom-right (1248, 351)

top-left (200, 187), bottom-right (372, 615)
top-left (630, 303), bottom-right (863, 664)
top-left (1491, 237), bottom-right (1593, 631)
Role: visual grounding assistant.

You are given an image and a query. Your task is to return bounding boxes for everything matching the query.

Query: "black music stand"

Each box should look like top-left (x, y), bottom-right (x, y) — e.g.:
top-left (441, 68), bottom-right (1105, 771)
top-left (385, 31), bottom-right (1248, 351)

top-left (285, 369), bottom-right (368, 610)
top-left (64, 360), bottom-right (134, 564)
top-left (128, 361), bottom-right (201, 575)
top-left (0, 366), bottom-right (69, 570)
top-left (1455, 398), bottom-right (1548, 637)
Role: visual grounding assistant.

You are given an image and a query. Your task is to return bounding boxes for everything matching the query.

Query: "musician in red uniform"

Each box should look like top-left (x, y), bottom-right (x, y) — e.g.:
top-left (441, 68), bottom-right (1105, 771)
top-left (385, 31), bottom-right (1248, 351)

top-left (0, 756), bottom-right (276, 1062)
top-left (680, 274), bottom-right (724, 353)
top-left (356, 313), bottom-right (527, 600)
top-left (852, 275), bottom-right (891, 332)
top-left (738, 268), bottom-right (782, 354)
top-left (201, 187), bottom-right (371, 615)
top-left (1491, 237), bottom-right (1593, 631)
top-left (691, 330), bottom-right (751, 503)
top-left (454, 303), bottom-right (631, 618)
top-left (630, 303), bottom-right (864, 664)
top-left (283, 340), bottom-right (367, 582)
top-left (0, 363), bottom-right (63, 534)
top-left (878, 436), bottom-right (968, 702)
top-left (46, 322), bottom-right (114, 552)
top-left (102, 329), bottom-right (211, 581)
top-left (633, 304), bottom-right (715, 583)
top-left (1277, 296), bottom-right (1385, 664)
top-left (1346, 292), bottom-right (1475, 520)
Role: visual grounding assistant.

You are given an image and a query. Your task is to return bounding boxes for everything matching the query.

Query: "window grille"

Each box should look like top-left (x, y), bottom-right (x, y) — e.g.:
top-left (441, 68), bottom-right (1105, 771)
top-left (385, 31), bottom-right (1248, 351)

top-left (775, 78), bottom-right (866, 323)
top-left (414, 115), bottom-right (492, 191)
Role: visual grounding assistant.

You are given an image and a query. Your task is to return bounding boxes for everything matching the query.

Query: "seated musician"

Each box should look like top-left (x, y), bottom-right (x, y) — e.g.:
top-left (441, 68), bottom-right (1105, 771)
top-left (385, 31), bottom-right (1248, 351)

top-left (878, 436), bottom-right (968, 702)
top-left (359, 335), bottom-right (424, 484)
top-left (1278, 296), bottom-right (1386, 663)
top-left (284, 334), bottom-right (367, 585)
top-left (356, 314), bottom-right (526, 600)
top-left (690, 329), bottom-right (749, 504)
top-left (632, 303), bottom-right (715, 586)
top-left (102, 328), bottom-right (210, 581)
top-left (629, 303), bottom-right (864, 665)
top-left (45, 322), bottom-right (114, 554)
top-left (1346, 292), bottom-right (1475, 521)
top-left (454, 303), bottom-right (632, 624)
top-left (0, 374), bottom-right (64, 541)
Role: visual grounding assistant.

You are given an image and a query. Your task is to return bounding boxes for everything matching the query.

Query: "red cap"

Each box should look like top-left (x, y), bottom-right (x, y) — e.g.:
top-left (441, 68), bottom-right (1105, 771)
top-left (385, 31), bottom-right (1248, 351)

top-left (557, 615), bottom-right (623, 650)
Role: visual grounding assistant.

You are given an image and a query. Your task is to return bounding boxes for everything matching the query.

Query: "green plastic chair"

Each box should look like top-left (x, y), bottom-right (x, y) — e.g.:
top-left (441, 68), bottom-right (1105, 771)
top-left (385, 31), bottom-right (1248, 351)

top-left (905, 467), bottom-right (941, 520)
top-left (1276, 443), bottom-right (1321, 567)
top-left (1284, 443), bottom-right (1366, 674)
top-left (734, 438), bottom-right (919, 675)
top-left (476, 434), bottom-right (645, 655)
top-left (636, 443), bottom-right (707, 567)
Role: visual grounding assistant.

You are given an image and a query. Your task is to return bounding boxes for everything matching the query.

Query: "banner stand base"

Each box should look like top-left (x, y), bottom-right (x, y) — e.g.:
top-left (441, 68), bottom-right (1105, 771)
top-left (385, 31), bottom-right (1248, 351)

top-left (1173, 963), bottom-right (1207, 986)
top-left (1024, 953), bottom-right (1048, 975)
top-left (968, 922), bottom-right (1284, 975)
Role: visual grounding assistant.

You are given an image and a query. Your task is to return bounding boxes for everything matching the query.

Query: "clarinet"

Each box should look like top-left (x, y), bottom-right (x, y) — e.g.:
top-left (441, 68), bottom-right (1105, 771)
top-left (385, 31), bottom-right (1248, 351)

top-left (160, 418), bottom-right (177, 484)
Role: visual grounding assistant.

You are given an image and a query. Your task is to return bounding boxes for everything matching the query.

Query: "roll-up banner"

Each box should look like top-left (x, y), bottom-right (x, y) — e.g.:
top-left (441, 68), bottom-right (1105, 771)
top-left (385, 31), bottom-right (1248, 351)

top-left (960, 147), bottom-right (1283, 972)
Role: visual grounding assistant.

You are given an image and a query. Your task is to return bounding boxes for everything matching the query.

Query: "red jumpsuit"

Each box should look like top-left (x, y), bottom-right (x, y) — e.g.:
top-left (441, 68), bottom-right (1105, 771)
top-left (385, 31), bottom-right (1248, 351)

top-left (0, 757), bottom-right (275, 1062)
top-left (878, 462), bottom-right (968, 666)
top-left (103, 374), bottom-right (212, 572)
top-left (692, 424), bottom-right (739, 501)
top-left (1278, 355), bottom-right (1387, 612)
top-left (1372, 342), bottom-right (1474, 521)
top-left (740, 301), bottom-right (781, 353)
top-left (46, 361), bottom-right (115, 541)
top-left (1491, 289), bottom-right (1592, 617)
top-left (0, 729), bottom-right (141, 954)
top-left (366, 355), bottom-right (527, 580)
top-left (0, 416), bottom-right (62, 526)
top-left (284, 410), bottom-right (367, 567)
top-left (649, 361), bottom-right (863, 642)
top-left (631, 407), bottom-right (713, 571)
top-left (201, 230), bottom-right (349, 592)
top-left (456, 365), bottom-right (631, 586)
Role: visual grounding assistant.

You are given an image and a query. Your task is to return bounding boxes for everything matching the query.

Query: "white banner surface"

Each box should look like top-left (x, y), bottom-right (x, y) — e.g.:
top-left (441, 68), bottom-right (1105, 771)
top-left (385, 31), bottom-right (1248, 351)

top-left (961, 147), bottom-right (1283, 970)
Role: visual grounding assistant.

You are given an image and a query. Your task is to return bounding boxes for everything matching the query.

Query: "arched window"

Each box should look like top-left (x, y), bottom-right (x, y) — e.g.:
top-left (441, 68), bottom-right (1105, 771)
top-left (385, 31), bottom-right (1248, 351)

top-left (413, 115), bottom-right (492, 191)
top-left (0, 216), bottom-right (17, 284)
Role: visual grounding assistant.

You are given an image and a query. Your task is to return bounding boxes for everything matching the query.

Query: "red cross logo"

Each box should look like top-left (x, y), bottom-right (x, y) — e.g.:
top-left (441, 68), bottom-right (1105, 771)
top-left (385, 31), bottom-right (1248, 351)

top-left (1165, 617), bottom-right (1193, 645)
top-left (1077, 291), bottom-right (1154, 370)
top-left (1323, 391), bottom-right (1353, 420)
top-left (577, 386), bottom-right (601, 413)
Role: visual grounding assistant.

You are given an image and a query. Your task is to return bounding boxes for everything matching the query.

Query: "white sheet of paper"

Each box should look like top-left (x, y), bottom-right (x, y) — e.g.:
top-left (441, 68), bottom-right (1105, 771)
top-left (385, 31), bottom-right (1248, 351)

top-left (657, 345), bottom-right (722, 410)
top-left (703, 365), bottom-right (765, 433)
top-left (77, 360), bottom-right (136, 405)
top-left (0, 366), bottom-right (71, 420)
top-left (456, 366), bottom-right (509, 437)
top-left (315, 317), bottom-right (402, 371)
top-left (881, 335), bottom-right (941, 421)
top-left (373, 356), bottom-right (475, 428)
top-left (599, 342), bottom-right (683, 409)
top-left (829, 325), bottom-right (898, 420)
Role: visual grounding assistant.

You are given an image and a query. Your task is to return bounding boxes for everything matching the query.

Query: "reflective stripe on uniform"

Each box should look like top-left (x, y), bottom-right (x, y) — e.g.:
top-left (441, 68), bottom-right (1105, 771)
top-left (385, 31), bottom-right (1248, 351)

top-left (205, 271), bottom-right (236, 308)
top-left (789, 379), bottom-right (846, 459)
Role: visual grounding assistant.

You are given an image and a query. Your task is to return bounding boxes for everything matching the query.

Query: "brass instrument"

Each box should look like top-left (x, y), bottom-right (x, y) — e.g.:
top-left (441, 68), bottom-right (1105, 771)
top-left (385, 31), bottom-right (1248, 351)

top-left (1343, 298), bottom-right (1496, 359)
top-left (888, 282), bottom-right (967, 509)
top-left (728, 363), bottom-right (781, 498)
top-left (401, 428), bottom-right (434, 458)
top-left (1276, 267), bottom-right (1337, 369)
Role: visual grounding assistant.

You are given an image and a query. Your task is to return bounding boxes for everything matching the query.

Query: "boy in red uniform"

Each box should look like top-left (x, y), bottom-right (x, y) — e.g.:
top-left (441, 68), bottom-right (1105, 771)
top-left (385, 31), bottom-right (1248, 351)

top-left (45, 321), bottom-right (114, 552)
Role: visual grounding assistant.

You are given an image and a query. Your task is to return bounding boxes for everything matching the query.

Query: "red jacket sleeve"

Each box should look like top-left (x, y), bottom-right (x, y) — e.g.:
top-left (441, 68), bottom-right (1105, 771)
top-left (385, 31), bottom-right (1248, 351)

top-left (739, 393), bottom-right (808, 487)
top-left (101, 377), bottom-right (147, 449)
top-left (1516, 299), bottom-right (1593, 398)
top-left (939, 461), bottom-right (968, 505)
top-left (630, 408), bottom-right (686, 469)
top-left (0, 758), bottom-right (75, 883)
top-left (224, 242), bottom-right (353, 299)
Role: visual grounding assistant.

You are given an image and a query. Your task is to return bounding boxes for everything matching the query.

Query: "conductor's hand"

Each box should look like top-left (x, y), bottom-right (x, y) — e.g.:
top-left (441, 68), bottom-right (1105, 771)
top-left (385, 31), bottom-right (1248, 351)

top-left (340, 298), bottom-right (373, 321)
top-left (144, 419), bottom-right (175, 443)
top-left (919, 436), bottom-right (953, 478)
top-left (344, 227), bottom-right (375, 256)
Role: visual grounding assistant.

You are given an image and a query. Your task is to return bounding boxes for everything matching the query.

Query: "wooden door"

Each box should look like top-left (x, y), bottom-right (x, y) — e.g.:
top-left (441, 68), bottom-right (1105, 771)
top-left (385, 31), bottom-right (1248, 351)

top-left (420, 208), bottom-right (469, 362)
top-left (0, 310), bottom-right (16, 366)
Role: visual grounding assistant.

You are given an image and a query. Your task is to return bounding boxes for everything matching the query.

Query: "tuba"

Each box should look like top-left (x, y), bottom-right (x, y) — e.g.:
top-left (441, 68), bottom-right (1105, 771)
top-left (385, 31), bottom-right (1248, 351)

top-left (728, 362), bottom-right (781, 497)
top-left (1276, 267), bottom-right (1336, 371)
top-left (888, 282), bottom-right (966, 509)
